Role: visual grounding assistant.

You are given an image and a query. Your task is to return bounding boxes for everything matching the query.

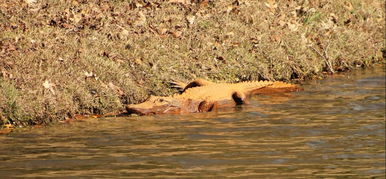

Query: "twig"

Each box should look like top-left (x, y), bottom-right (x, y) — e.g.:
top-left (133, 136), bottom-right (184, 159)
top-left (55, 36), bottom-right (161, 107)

top-left (309, 44), bottom-right (335, 73)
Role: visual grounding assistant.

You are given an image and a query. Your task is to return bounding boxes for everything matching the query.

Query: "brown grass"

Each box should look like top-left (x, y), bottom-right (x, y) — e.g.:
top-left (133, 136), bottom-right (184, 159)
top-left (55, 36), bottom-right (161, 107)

top-left (0, 0), bottom-right (384, 127)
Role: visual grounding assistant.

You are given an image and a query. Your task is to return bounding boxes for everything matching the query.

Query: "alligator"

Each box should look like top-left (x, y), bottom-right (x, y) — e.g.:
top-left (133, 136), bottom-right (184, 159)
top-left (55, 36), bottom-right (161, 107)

top-left (126, 79), bottom-right (300, 115)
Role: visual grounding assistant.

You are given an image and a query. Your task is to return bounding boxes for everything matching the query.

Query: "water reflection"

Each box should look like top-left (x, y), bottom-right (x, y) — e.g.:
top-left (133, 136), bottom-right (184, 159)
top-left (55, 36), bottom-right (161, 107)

top-left (0, 67), bottom-right (385, 178)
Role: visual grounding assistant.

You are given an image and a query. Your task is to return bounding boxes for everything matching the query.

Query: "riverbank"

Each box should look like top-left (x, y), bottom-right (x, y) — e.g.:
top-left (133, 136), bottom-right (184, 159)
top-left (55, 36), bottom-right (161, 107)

top-left (0, 0), bottom-right (384, 128)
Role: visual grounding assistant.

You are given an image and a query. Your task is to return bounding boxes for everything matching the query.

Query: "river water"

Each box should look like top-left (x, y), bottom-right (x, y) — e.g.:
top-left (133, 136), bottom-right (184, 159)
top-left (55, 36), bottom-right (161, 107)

top-left (0, 66), bottom-right (385, 178)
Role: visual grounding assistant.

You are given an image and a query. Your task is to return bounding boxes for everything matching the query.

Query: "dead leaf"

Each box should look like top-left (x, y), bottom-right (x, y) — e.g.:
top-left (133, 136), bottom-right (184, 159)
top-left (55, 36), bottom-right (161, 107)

top-left (43, 80), bottom-right (55, 95)
top-left (1, 70), bottom-right (10, 78)
top-left (84, 71), bottom-right (98, 80)
top-left (344, 2), bottom-right (354, 11)
top-left (158, 28), bottom-right (168, 35)
top-left (225, 32), bottom-right (234, 38)
top-left (25, 0), bottom-right (37, 5)
top-left (300, 33), bottom-right (309, 46)
top-left (169, 0), bottom-right (190, 5)
top-left (270, 34), bottom-right (281, 42)
top-left (108, 82), bottom-right (124, 96)
top-left (321, 16), bottom-right (336, 30)
top-left (73, 13), bottom-right (82, 24)
top-left (287, 22), bottom-right (298, 31)
top-left (186, 15), bottom-right (196, 25)
top-left (134, 58), bottom-right (145, 66)
top-left (329, 13), bottom-right (338, 24)
top-left (267, 0), bottom-right (276, 6)
top-left (265, 0), bottom-right (277, 11)
top-left (84, 71), bottom-right (95, 78)
top-left (226, 5), bottom-right (234, 14)
top-left (43, 80), bottom-right (52, 88)
top-left (6, 43), bottom-right (17, 52)
top-left (134, 12), bottom-right (147, 26)
top-left (121, 29), bottom-right (129, 37)
top-left (171, 31), bottom-right (182, 38)
top-left (199, 0), bottom-right (209, 8)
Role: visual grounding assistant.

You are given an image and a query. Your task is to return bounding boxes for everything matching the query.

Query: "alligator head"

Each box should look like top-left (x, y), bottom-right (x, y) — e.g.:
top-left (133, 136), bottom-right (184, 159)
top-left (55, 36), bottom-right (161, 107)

top-left (126, 96), bottom-right (179, 115)
top-left (126, 95), bottom-right (206, 115)
top-left (126, 91), bottom-right (249, 115)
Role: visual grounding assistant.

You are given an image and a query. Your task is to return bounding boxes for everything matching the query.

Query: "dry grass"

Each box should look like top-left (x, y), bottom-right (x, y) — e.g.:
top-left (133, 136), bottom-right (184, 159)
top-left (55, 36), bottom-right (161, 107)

top-left (0, 0), bottom-right (384, 127)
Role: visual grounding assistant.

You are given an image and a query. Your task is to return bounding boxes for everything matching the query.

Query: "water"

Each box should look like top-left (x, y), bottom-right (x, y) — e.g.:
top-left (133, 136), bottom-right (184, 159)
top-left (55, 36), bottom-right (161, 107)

top-left (0, 66), bottom-right (385, 178)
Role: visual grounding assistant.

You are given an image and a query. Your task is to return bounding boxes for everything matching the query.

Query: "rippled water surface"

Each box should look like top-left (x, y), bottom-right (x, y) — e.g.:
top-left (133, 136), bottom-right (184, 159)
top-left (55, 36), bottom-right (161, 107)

top-left (1, 67), bottom-right (385, 178)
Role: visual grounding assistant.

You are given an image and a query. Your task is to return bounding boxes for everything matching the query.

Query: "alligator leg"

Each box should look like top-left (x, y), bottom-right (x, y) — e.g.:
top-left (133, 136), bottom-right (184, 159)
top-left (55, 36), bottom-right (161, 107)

top-left (171, 78), bottom-right (215, 93)
top-left (198, 101), bottom-right (217, 112)
top-left (232, 91), bottom-right (250, 105)
top-left (197, 91), bottom-right (248, 113)
top-left (170, 80), bottom-right (187, 91)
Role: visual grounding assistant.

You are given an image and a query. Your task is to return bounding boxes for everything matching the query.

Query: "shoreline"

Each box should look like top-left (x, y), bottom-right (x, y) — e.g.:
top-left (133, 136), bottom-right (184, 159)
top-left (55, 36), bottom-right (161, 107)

top-left (1, 64), bottom-right (384, 134)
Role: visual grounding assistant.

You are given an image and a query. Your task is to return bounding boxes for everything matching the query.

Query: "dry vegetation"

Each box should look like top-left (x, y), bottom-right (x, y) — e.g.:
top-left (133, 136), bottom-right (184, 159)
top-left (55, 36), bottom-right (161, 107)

top-left (0, 0), bottom-right (384, 127)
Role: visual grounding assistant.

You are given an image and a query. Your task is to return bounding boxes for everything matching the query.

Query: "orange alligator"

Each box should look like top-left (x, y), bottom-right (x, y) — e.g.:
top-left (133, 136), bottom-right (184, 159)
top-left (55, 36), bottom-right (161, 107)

top-left (126, 79), bottom-right (300, 115)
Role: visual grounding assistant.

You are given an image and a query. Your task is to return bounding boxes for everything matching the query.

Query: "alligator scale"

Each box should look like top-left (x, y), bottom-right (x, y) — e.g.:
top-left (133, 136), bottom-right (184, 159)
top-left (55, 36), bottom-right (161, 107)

top-left (126, 79), bottom-right (300, 115)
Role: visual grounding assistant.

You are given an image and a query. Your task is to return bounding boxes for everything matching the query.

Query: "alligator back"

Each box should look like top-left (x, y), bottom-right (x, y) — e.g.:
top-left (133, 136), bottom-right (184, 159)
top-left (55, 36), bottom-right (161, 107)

top-left (175, 81), bottom-right (275, 101)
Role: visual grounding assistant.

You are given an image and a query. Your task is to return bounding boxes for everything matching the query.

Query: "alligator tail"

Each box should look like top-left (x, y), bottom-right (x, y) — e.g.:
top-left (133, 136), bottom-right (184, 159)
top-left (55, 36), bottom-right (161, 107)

top-left (252, 81), bottom-right (301, 94)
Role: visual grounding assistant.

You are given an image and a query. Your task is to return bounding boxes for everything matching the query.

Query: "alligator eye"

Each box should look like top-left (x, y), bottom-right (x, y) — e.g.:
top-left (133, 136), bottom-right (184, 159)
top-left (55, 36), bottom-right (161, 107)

top-left (157, 98), bottom-right (169, 103)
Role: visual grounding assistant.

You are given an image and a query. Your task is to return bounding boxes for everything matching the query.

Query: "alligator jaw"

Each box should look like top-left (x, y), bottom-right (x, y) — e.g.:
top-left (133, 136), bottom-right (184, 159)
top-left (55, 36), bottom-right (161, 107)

top-left (126, 104), bottom-right (178, 115)
top-left (126, 96), bottom-right (185, 115)
top-left (126, 105), bottom-right (149, 115)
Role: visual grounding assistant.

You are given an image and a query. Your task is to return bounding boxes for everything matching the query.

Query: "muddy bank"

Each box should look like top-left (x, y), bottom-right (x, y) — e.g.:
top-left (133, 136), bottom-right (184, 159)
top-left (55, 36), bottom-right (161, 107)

top-left (0, 0), bottom-right (384, 127)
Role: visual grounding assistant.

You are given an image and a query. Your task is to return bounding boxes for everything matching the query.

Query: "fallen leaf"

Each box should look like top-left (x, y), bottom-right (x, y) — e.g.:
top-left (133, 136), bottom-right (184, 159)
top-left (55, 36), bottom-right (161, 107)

top-left (158, 28), bottom-right (168, 35)
top-left (186, 15), bottom-right (196, 25)
top-left (199, 0), bottom-right (209, 8)
top-left (287, 22), bottom-right (298, 31)
top-left (300, 33), bottom-right (309, 46)
top-left (1, 70), bottom-right (9, 78)
top-left (171, 31), bottom-right (182, 38)
top-left (267, 0), bottom-right (276, 6)
top-left (134, 12), bottom-right (147, 26)
top-left (169, 0), bottom-right (190, 5)
top-left (226, 5), bottom-right (234, 13)
top-left (25, 0), bottom-right (37, 5)
top-left (43, 80), bottom-right (51, 88)
top-left (108, 82), bottom-right (125, 96)
top-left (121, 29), bottom-right (129, 37)
top-left (344, 2), bottom-right (354, 11)
top-left (321, 19), bottom-right (335, 30)
top-left (225, 32), bottom-right (234, 38)
top-left (84, 71), bottom-right (95, 78)
top-left (73, 13), bottom-right (82, 23)
top-left (43, 80), bottom-right (55, 95)
top-left (270, 34), bottom-right (281, 42)
top-left (134, 58), bottom-right (145, 66)
top-left (264, 0), bottom-right (277, 11)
